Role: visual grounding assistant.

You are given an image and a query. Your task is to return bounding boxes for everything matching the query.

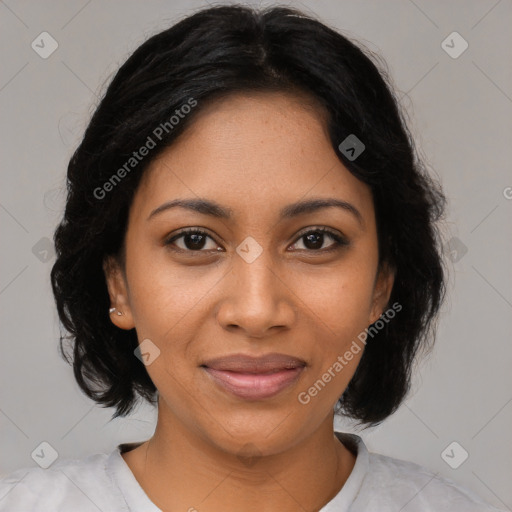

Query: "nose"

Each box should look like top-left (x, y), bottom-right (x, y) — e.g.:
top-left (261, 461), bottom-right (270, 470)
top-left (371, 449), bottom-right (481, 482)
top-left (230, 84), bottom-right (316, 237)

top-left (216, 245), bottom-right (297, 338)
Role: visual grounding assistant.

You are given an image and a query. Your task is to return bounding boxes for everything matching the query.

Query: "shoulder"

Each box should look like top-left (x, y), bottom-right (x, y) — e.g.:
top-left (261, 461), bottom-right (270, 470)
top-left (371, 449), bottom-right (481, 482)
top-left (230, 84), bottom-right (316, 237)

top-left (0, 451), bottom-right (123, 512)
top-left (361, 451), bottom-right (505, 511)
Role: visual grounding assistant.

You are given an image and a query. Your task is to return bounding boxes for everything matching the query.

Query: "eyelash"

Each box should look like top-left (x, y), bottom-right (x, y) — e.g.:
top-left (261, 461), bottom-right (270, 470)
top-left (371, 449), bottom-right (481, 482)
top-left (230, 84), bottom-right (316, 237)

top-left (164, 227), bottom-right (349, 255)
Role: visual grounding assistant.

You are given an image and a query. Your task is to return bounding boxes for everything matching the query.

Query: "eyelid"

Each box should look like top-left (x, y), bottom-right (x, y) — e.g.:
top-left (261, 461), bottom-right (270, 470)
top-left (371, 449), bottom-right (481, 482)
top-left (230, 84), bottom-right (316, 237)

top-left (164, 227), bottom-right (222, 250)
top-left (164, 226), bottom-right (349, 253)
top-left (290, 226), bottom-right (349, 252)
top-left (293, 225), bottom-right (347, 242)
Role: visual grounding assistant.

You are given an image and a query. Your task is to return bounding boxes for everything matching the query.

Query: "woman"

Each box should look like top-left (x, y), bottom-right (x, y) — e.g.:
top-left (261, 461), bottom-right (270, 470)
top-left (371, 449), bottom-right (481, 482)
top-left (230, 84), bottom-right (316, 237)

top-left (0, 4), bottom-right (504, 511)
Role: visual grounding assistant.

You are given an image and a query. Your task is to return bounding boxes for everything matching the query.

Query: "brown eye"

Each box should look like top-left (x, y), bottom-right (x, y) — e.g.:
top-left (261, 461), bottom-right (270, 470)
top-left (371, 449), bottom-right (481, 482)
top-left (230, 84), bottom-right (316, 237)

top-left (165, 229), bottom-right (220, 252)
top-left (290, 227), bottom-right (349, 252)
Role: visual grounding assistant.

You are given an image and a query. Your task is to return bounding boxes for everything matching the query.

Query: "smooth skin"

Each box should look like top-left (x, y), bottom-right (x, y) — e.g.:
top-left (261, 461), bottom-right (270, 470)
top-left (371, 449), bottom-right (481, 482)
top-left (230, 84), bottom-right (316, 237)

top-left (104, 91), bottom-right (394, 512)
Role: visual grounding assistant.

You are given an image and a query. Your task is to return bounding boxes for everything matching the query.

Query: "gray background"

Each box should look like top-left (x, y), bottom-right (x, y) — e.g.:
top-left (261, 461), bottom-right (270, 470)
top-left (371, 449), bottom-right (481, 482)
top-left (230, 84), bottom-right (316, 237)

top-left (1, 0), bottom-right (511, 509)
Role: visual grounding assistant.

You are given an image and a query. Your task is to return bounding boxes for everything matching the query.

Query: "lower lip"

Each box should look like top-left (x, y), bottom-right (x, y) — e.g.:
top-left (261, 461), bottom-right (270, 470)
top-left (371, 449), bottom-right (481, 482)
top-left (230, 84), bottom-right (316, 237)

top-left (203, 366), bottom-right (305, 400)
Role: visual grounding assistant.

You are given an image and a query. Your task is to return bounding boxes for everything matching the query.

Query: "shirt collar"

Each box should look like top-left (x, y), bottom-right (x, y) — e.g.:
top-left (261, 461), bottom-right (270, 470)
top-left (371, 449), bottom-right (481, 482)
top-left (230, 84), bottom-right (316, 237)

top-left (319, 432), bottom-right (370, 511)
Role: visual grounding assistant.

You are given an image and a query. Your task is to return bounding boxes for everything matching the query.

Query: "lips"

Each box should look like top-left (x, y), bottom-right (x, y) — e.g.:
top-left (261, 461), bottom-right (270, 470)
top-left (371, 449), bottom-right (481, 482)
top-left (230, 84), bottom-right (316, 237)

top-left (201, 353), bottom-right (306, 373)
top-left (201, 353), bottom-right (306, 400)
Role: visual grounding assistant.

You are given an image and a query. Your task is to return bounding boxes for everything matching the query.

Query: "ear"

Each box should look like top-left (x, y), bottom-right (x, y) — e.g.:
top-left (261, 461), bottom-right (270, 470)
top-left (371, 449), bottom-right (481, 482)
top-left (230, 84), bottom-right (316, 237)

top-left (103, 255), bottom-right (135, 330)
top-left (369, 262), bottom-right (395, 325)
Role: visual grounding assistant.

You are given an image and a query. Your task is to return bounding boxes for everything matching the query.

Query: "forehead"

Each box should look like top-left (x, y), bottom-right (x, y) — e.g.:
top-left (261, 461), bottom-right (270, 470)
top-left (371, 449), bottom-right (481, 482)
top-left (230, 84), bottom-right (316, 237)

top-left (155, 90), bottom-right (331, 163)
top-left (131, 91), bottom-right (374, 225)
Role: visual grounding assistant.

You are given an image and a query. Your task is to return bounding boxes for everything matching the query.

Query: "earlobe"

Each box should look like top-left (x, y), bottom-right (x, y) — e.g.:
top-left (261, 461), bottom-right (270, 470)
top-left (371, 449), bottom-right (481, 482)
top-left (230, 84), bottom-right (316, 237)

top-left (103, 255), bottom-right (135, 330)
top-left (369, 262), bottom-right (395, 324)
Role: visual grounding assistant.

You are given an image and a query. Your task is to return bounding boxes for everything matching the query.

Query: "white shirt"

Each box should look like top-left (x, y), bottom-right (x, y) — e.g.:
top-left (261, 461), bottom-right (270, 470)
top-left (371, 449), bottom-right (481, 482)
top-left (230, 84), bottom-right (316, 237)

top-left (0, 432), bottom-right (505, 511)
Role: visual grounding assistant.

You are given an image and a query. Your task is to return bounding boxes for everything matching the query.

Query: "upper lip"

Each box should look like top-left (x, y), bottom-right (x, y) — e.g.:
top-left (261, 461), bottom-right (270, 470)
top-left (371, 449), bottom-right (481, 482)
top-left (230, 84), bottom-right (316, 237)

top-left (201, 353), bottom-right (307, 373)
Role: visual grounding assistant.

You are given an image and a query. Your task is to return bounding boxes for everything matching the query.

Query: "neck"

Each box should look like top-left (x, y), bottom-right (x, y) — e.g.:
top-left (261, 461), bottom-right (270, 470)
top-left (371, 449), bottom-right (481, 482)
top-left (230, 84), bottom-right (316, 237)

top-left (122, 407), bottom-right (356, 512)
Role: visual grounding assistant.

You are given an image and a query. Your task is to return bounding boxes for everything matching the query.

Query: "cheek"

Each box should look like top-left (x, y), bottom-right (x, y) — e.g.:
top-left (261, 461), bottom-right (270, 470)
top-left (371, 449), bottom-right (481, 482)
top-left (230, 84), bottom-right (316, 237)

top-left (295, 259), bottom-right (376, 397)
top-left (126, 248), bottom-right (216, 335)
top-left (296, 261), bottom-right (376, 334)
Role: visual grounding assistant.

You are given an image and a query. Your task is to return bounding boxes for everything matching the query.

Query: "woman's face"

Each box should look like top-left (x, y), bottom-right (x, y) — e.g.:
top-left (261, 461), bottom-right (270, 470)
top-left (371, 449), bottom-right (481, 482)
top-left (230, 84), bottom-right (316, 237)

top-left (105, 91), bottom-right (393, 456)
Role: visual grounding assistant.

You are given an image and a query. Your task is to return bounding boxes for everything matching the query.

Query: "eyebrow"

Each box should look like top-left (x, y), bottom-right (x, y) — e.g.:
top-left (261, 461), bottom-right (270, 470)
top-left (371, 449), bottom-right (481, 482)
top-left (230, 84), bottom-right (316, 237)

top-left (147, 197), bottom-right (364, 227)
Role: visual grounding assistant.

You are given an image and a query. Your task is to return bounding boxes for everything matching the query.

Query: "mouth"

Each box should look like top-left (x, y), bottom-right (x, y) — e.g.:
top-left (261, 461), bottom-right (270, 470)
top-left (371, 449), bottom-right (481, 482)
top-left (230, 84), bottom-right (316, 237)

top-left (200, 353), bottom-right (306, 400)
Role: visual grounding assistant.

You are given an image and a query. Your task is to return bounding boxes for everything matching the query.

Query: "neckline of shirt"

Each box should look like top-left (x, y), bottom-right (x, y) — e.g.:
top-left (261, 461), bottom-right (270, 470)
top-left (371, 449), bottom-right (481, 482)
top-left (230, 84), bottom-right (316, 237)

top-left (106, 431), bottom-right (369, 511)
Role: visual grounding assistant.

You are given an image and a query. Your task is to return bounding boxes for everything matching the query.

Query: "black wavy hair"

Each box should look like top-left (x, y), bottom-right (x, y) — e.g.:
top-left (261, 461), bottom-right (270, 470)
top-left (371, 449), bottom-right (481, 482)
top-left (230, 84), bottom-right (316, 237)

top-left (50, 3), bottom-right (447, 426)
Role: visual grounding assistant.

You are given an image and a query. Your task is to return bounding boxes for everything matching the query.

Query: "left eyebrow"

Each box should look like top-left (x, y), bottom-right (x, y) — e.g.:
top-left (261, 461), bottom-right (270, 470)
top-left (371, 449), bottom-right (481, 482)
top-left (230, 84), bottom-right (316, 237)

top-left (147, 197), bottom-right (364, 227)
top-left (279, 197), bottom-right (364, 227)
